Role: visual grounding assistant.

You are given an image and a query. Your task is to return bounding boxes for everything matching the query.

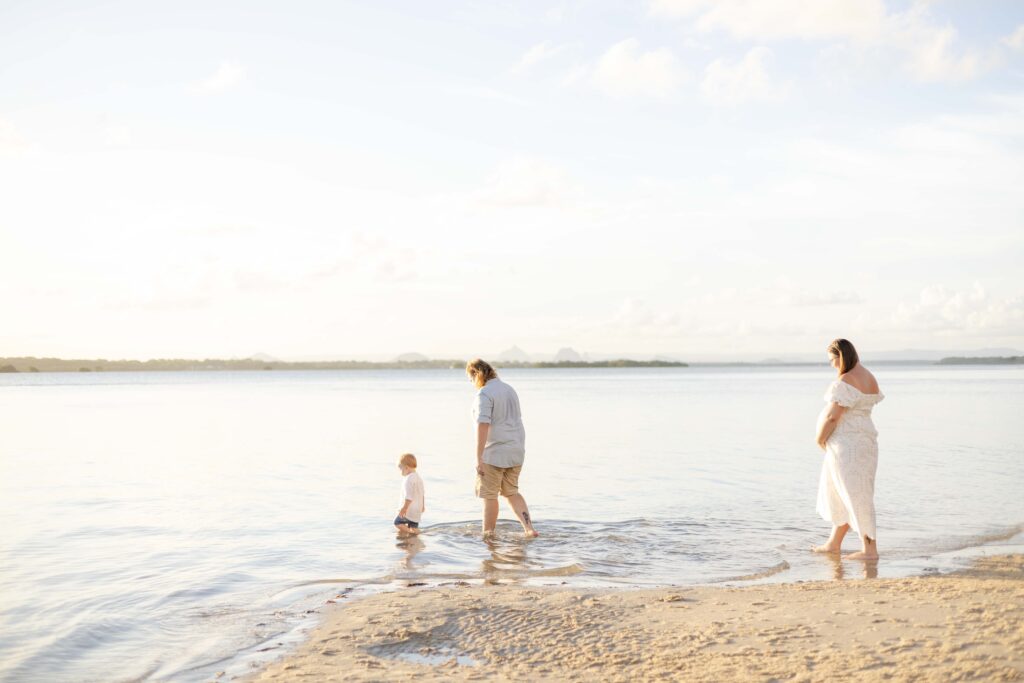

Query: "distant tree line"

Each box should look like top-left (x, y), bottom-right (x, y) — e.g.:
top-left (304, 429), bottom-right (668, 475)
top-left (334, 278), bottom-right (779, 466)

top-left (937, 356), bottom-right (1024, 365)
top-left (0, 357), bottom-right (688, 373)
top-left (496, 359), bottom-right (688, 368)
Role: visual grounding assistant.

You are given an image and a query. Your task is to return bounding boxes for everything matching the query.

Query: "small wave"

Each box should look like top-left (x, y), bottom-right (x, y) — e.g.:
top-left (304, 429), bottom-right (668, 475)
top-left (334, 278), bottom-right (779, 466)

top-left (907, 523), bottom-right (1023, 558)
top-left (715, 560), bottom-right (791, 583)
top-left (269, 577), bottom-right (390, 602)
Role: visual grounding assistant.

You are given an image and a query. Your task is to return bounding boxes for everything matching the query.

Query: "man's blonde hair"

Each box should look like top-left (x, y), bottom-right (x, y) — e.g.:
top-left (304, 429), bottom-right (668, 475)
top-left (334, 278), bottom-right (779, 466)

top-left (466, 358), bottom-right (498, 388)
top-left (398, 453), bottom-right (417, 469)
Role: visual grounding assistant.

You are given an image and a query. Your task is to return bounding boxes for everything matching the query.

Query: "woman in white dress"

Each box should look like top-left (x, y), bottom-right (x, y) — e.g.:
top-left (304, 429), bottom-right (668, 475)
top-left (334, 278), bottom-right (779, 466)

top-left (814, 339), bottom-right (884, 561)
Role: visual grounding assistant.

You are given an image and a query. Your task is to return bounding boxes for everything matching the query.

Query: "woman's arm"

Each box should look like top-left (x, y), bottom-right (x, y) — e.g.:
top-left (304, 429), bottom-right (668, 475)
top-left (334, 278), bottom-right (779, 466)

top-left (476, 422), bottom-right (490, 474)
top-left (816, 402), bottom-right (846, 450)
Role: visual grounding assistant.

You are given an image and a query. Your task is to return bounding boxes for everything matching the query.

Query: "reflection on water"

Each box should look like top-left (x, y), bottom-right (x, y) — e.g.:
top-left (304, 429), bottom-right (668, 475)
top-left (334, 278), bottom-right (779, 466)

top-left (396, 535), bottom-right (425, 570)
top-left (825, 556), bottom-right (879, 580)
top-left (482, 532), bottom-right (534, 582)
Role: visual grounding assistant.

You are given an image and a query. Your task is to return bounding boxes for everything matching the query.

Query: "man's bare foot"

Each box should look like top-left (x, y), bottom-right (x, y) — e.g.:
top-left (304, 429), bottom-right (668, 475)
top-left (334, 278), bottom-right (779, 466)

top-left (812, 543), bottom-right (841, 553)
top-left (843, 550), bottom-right (878, 561)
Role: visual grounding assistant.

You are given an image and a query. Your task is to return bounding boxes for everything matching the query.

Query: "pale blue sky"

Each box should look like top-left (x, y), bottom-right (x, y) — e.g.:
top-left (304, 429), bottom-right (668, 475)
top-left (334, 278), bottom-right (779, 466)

top-left (2, 1), bottom-right (1023, 360)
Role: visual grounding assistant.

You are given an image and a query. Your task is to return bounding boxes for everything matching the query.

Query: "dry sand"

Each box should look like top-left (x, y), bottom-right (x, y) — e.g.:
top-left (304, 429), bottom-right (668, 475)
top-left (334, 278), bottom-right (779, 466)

top-left (252, 555), bottom-right (1023, 682)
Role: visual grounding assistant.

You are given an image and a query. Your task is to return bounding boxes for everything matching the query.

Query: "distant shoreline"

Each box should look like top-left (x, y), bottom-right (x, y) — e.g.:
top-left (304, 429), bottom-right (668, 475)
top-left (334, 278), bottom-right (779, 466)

top-left (0, 357), bottom-right (688, 373)
top-left (2, 356), bottom-right (1021, 374)
top-left (937, 356), bottom-right (1024, 365)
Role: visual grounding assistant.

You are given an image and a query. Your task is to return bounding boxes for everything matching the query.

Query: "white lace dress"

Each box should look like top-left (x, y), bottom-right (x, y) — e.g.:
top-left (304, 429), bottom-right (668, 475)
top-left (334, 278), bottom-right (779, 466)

top-left (816, 380), bottom-right (884, 539)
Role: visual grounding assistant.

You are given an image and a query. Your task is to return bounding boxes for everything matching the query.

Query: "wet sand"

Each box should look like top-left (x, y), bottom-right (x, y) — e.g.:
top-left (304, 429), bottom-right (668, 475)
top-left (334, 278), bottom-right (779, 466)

top-left (252, 554), bottom-right (1023, 682)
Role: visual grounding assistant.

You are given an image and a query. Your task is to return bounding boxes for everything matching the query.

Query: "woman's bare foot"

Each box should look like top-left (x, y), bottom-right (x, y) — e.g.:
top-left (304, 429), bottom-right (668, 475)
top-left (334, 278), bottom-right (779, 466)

top-left (813, 543), bottom-right (841, 553)
top-left (814, 524), bottom-right (850, 555)
top-left (524, 529), bottom-right (540, 538)
top-left (843, 550), bottom-right (878, 561)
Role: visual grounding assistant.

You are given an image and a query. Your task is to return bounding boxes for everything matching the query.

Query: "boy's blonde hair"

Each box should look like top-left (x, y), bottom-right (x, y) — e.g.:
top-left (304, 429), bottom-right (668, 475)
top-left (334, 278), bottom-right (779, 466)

top-left (398, 453), bottom-right (417, 469)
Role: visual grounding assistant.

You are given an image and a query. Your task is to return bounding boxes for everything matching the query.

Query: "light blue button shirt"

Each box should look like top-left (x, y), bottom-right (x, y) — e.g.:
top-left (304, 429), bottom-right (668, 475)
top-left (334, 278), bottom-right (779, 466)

top-left (473, 378), bottom-right (526, 468)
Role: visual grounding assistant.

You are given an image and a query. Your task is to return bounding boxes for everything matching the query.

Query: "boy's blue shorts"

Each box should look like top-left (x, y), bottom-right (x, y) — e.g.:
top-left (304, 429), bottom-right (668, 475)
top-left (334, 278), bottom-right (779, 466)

top-left (393, 515), bottom-right (419, 529)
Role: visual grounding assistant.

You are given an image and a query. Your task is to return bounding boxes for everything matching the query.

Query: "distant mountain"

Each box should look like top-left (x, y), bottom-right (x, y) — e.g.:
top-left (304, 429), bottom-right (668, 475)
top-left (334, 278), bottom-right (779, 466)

top-left (249, 352), bottom-right (281, 363)
top-left (497, 345), bottom-right (531, 362)
top-left (394, 352), bottom-right (430, 362)
top-left (554, 347), bottom-right (583, 362)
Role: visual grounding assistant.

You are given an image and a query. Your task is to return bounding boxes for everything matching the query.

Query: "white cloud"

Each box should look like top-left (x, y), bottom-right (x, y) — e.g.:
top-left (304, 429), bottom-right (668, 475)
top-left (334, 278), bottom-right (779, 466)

top-left (889, 7), bottom-right (984, 82)
top-left (650, 0), bottom-right (886, 42)
top-left (787, 290), bottom-right (863, 307)
top-left (882, 284), bottom-right (1024, 335)
top-left (591, 38), bottom-right (686, 98)
top-left (0, 118), bottom-right (29, 156)
top-left (309, 232), bottom-right (419, 284)
top-left (189, 61), bottom-right (246, 95)
top-left (700, 46), bottom-right (787, 105)
top-left (478, 155), bottom-right (581, 207)
top-left (606, 299), bottom-right (688, 337)
top-left (651, 0), bottom-right (991, 83)
top-left (460, 85), bottom-right (531, 107)
top-left (102, 125), bottom-right (132, 147)
top-left (513, 41), bottom-right (570, 73)
top-left (1002, 24), bottom-right (1024, 51)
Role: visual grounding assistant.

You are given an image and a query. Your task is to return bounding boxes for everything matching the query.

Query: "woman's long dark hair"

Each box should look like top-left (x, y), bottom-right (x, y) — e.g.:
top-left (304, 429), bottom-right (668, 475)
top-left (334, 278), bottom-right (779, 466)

top-left (828, 338), bottom-right (859, 375)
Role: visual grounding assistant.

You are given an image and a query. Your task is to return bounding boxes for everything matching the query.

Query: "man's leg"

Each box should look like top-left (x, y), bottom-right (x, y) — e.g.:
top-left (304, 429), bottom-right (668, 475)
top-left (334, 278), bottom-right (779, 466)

top-left (506, 493), bottom-right (538, 537)
top-left (482, 498), bottom-right (499, 534)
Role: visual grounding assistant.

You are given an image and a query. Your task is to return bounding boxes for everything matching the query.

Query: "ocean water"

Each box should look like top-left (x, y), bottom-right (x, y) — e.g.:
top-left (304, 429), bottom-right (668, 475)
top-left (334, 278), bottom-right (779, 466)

top-left (0, 365), bottom-right (1021, 681)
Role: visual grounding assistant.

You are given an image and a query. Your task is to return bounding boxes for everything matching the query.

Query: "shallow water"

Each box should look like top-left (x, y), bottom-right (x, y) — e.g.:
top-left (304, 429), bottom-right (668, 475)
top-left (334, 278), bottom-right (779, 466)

top-left (0, 365), bottom-right (1021, 681)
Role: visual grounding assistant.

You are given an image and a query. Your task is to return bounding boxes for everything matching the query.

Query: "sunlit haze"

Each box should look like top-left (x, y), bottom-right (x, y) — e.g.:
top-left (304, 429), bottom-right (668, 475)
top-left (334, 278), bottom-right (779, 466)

top-left (2, 1), bottom-right (1022, 361)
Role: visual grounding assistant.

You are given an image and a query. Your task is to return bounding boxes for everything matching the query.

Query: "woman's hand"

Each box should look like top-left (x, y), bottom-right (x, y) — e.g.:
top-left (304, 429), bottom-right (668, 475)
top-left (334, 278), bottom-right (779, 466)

top-left (816, 402), bottom-right (846, 450)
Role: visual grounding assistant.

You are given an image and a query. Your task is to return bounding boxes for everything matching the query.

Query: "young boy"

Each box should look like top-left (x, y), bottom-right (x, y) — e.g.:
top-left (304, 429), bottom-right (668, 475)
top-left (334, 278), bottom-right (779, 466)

top-left (394, 453), bottom-right (425, 535)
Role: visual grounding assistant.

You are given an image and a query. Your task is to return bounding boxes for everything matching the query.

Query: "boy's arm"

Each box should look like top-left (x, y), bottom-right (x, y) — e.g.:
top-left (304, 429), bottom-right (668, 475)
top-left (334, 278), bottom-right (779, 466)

top-left (399, 498), bottom-right (412, 517)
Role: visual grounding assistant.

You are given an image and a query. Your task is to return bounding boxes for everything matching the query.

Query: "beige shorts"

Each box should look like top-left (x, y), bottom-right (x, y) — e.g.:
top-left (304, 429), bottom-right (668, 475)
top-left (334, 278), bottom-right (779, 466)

top-left (475, 464), bottom-right (522, 500)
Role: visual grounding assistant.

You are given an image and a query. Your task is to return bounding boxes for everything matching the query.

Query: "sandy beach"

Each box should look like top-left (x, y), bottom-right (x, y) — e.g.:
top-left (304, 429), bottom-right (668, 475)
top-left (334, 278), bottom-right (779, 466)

top-left (250, 554), bottom-right (1023, 682)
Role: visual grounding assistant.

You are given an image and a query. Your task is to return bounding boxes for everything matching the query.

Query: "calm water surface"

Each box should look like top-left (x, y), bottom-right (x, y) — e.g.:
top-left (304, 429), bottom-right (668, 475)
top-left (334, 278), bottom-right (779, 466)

top-left (1, 365), bottom-right (1022, 681)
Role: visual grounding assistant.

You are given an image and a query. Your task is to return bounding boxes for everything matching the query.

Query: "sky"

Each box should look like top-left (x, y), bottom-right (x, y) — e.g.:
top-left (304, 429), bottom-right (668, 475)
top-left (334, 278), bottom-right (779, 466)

top-left (1, 0), bottom-right (1023, 361)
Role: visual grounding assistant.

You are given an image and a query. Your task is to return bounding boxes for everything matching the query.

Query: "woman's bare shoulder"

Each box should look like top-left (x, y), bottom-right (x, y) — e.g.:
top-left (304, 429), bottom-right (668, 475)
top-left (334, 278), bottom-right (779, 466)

top-left (840, 366), bottom-right (880, 394)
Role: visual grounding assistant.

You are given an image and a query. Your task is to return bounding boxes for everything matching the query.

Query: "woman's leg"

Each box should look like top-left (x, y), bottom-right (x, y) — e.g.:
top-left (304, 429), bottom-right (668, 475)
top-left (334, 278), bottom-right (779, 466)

top-left (813, 523), bottom-right (850, 553)
top-left (844, 534), bottom-right (878, 561)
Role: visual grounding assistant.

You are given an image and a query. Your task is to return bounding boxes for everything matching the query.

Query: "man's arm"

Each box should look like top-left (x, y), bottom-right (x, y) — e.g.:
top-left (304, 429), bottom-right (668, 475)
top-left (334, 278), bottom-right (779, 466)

top-left (476, 422), bottom-right (490, 474)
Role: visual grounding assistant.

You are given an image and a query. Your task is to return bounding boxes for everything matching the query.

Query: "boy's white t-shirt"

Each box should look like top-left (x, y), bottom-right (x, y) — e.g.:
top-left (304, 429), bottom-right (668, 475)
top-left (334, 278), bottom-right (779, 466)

top-left (400, 471), bottom-right (425, 523)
